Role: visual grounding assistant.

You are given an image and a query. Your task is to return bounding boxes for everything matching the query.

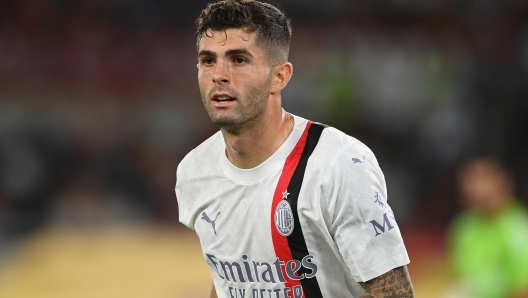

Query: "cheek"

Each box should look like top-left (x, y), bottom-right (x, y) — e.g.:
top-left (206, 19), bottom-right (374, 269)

top-left (197, 69), bottom-right (210, 86)
top-left (197, 68), bottom-right (205, 79)
top-left (233, 67), bottom-right (266, 85)
top-left (197, 72), bottom-right (208, 95)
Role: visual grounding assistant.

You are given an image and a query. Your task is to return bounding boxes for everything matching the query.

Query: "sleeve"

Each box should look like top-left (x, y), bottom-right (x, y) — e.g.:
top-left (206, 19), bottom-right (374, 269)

top-left (175, 159), bottom-right (195, 230)
top-left (327, 143), bottom-right (410, 282)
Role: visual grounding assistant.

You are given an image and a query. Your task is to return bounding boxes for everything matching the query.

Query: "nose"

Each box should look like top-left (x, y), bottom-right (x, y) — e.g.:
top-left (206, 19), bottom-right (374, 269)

top-left (212, 61), bottom-right (229, 84)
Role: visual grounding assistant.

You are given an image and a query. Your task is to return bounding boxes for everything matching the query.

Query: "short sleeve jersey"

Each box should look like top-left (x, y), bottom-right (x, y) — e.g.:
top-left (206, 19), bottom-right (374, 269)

top-left (176, 115), bottom-right (410, 298)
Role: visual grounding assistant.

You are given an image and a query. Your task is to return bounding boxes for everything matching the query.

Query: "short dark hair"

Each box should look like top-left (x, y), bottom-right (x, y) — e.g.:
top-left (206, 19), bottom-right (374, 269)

top-left (196, 0), bottom-right (292, 65)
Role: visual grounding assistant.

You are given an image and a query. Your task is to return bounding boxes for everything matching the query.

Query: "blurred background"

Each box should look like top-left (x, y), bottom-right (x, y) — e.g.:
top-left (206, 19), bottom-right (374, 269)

top-left (0, 0), bottom-right (528, 297)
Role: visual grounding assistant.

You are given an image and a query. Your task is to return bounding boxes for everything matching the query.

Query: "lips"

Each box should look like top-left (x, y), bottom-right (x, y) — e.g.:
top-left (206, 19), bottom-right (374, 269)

top-left (211, 93), bottom-right (236, 103)
top-left (214, 96), bottom-right (235, 102)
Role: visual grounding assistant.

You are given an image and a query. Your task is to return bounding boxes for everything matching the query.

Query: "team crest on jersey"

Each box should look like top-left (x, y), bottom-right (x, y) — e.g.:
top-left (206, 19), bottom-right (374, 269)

top-left (275, 200), bottom-right (294, 236)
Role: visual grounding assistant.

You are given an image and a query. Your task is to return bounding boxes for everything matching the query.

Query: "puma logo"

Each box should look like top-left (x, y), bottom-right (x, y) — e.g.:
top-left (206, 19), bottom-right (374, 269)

top-left (201, 211), bottom-right (221, 235)
top-left (352, 156), bottom-right (374, 170)
top-left (352, 158), bottom-right (363, 164)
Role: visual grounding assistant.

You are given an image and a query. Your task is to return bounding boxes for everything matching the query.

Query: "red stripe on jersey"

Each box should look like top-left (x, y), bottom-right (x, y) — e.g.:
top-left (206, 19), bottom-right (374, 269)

top-left (270, 121), bottom-right (313, 296)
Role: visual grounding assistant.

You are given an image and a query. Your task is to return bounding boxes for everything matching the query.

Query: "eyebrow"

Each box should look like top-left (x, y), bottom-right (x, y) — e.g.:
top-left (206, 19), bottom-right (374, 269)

top-left (198, 50), bottom-right (216, 58)
top-left (225, 49), bottom-right (253, 58)
top-left (198, 48), bottom-right (254, 58)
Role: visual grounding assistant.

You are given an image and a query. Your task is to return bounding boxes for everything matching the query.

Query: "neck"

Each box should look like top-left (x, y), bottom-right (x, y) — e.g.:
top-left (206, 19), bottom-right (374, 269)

top-left (222, 109), bottom-right (293, 169)
top-left (483, 193), bottom-right (513, 217)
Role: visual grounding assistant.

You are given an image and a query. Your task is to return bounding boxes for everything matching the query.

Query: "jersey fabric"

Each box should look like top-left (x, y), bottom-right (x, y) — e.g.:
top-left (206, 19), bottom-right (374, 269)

top-left (176, 114), bottom-right (410, 298)
top-left (449, 200), bottom-right (528, 298)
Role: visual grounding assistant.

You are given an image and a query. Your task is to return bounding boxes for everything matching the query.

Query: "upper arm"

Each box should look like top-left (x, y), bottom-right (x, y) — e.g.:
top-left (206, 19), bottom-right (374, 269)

top-left (328, 143), bottom-right (409, 281)
top-left (175, 161), bottom-right (195, 229)
top-left (358, 266), bottom-right (414, 298)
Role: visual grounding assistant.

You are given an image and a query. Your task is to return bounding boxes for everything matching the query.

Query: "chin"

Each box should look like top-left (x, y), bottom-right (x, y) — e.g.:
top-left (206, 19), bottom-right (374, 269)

top-left (207, 110), bottom-right (259, 132)
top-left (209, 115), bottom-right (239, 129)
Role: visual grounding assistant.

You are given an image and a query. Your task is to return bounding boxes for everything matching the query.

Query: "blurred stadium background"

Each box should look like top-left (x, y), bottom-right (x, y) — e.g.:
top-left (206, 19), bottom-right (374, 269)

top-left (0, 0), bottom-right (527, 297)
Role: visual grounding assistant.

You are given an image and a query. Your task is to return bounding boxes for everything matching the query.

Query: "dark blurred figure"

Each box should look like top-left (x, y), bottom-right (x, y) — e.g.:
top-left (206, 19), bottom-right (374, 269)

top-left (447, 158), bottom-right (528, 298)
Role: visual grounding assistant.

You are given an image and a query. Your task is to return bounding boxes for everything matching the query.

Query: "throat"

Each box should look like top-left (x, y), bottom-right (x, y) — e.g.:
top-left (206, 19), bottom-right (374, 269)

top-left (224, 136), bottom-right (266, 169)
top-left (222, 112), bottom-right (294, 169)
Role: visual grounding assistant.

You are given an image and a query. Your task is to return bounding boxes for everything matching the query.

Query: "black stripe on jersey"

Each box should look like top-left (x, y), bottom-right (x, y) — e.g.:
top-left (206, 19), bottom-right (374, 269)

top-left (286, 122), bottom-right (327, 298)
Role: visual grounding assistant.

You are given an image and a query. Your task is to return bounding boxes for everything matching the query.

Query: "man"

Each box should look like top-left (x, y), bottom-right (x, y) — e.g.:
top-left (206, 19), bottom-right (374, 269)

top-left (176, 1), bottom-right (414, 297)
top-left (448, 158), bottom-right (528, 298)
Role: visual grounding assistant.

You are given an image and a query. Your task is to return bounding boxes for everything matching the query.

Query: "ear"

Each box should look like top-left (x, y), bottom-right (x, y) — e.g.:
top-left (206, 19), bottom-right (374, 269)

top-left (270, 62), bottom-right (293, 95)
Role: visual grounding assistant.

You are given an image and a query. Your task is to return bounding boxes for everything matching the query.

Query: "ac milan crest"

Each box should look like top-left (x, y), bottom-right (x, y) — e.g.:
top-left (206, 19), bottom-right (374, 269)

top-left (275, 200), bottom-right (294, 236)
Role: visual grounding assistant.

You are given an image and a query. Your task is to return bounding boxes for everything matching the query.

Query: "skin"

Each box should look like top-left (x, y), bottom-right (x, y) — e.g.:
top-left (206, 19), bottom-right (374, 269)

top-left (459, 159), bottom-right (514, 216)
top-left (210, 285), bottom-right (218, 298)
top-left (199, 28), bottom-right (414, 298)
top-left (210, 267), bottom-right (414, 297)
top-left (358, 266), bottom-right (415, 298)
top-left (197, 28), bottom-right (294, 169)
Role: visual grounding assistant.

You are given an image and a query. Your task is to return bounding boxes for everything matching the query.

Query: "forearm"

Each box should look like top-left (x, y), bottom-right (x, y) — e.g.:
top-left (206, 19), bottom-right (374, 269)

top-left (359, 266), bottom-right (414, 298)
top-left (210, 283), bottom-right (218, 298)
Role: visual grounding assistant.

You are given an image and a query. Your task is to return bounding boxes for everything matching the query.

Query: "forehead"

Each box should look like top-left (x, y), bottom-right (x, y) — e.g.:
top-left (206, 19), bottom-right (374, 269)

top-left (198, 28), bottom-right (260, 52)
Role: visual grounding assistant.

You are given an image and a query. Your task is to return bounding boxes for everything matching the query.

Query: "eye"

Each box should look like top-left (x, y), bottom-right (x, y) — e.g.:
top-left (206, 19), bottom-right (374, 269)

top-left (233, 57), bottom-right (247, 65)
top-left (201, 57), bottom-right (215, 65)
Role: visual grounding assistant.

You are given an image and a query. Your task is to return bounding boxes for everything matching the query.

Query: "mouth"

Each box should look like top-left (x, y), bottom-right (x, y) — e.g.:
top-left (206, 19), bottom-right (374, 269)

top-left (212, 94), bottom-right (236, 103)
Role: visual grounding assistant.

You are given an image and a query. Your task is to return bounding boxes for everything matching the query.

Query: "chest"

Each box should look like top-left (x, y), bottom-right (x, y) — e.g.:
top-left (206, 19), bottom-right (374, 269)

top-left (193, 178), bottom-right (279, 259)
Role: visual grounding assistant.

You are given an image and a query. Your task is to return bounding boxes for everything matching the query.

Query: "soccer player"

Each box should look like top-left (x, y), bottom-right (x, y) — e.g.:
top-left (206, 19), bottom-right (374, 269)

top-left (448, 158), bottom-right (528, 298)
top-left (175, 1), bottom-right (414, 297)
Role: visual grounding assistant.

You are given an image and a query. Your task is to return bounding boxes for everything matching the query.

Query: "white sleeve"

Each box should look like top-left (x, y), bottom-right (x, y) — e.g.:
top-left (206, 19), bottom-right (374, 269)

top-left (327, 143), bottom-right (410, 282)
top-left (175, 160), bottom-right (195, 230)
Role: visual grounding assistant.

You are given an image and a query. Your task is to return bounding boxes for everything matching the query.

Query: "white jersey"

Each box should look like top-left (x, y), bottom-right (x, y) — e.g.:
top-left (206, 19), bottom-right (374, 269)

top-left (176, 115), bottom-right (410, 298)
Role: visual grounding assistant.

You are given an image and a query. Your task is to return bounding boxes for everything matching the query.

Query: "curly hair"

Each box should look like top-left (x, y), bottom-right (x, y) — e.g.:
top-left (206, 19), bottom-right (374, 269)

top-left (196, 0), bottom-right (292, 65)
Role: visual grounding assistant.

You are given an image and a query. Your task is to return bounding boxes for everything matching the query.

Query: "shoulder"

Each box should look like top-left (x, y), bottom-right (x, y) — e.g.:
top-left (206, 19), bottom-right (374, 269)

top-left (508, 200), bottom-right (528, 219)
top-left (177, 131), bottom-right (224, 179)
top-left (313, 125), bottom-right (380, 170)
top-left (448, 210), bottom-right (477, 241)
top-left (175, 132), bottom-right (224, 229)
top-left (500, 201), bottom-right (528, 235)
top-left (322, 126), bottom-right (374, 154)
top-left (306, 124), bottom-right (385, 205)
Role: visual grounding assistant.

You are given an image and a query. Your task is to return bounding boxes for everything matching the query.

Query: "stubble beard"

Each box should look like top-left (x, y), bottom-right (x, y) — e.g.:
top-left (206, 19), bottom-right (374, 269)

top-left (200, 76), bottom-right (272, 134)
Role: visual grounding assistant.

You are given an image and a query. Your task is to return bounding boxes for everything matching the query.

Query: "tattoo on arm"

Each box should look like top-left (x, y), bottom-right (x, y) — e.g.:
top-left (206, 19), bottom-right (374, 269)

top-left (358, 266), bottom-right (414, 298)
